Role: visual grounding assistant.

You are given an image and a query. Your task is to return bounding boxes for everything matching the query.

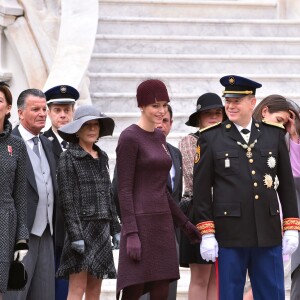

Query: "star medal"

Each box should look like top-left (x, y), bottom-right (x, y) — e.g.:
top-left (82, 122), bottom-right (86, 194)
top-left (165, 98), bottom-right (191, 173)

top-left (263, 174), bottom-right (273, 189)
top-left (274, 175), bottom-right (279, 190)
top-left (267, 156), bottom-right (276, 169)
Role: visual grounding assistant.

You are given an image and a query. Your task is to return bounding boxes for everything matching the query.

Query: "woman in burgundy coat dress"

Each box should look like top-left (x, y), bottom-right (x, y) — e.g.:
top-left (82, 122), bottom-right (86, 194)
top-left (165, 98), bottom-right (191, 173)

top-left (116, 79), bottom-right (201, 300)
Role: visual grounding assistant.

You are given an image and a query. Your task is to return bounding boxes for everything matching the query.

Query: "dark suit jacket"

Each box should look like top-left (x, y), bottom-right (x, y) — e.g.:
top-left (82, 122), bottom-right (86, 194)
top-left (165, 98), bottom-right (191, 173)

top-left (12, 126), bottom-right (58, 235)
top-left (112, 142), bottom-right (183, 219)
top-left (43, 127), bottom-right (67, 248)
top-left (43, 127), bottom-right (63, 166)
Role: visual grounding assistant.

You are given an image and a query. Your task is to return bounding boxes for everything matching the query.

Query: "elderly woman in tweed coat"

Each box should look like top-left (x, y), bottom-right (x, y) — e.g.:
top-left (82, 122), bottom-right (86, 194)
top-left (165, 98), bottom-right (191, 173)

top-left (56, 105), bottom-right (120, 300)
top-left (0, 83), bottom-right (29, 298)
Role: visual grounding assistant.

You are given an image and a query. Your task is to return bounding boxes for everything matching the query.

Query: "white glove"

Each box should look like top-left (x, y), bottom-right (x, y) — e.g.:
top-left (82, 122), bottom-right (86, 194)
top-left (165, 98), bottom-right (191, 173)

top-left (14, 249), bottom-right (28, 261)
top-left (282, 230), bottom-right (299, 255)
top-left (200, 233), bottom-right (219, 262)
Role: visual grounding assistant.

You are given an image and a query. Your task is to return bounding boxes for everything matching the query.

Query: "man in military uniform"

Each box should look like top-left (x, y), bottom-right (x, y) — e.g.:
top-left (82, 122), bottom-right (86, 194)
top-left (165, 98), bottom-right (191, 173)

top-left (44, 85), bottom-right (79, 300)
top-left (193, 75), bottom-right (300, 299)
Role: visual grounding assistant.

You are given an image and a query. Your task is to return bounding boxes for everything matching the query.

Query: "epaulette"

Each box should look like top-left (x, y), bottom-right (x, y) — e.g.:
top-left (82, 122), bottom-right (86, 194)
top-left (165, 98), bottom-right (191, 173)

top-left (199, 122), bottom-right (221, 133)
top-left (262, 120), bottom-right (285, 129)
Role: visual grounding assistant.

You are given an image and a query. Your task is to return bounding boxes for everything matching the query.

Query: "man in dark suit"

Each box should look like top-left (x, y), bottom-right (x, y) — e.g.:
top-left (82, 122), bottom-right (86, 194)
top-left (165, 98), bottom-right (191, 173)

top-left (4, 89), bottom-right (57, 300)
top-left (194, 75), bottom-right (300, 300)
top-left (43, 85), bottom-right (79, 300)
top-left (112, 104), bottom-right (183, 300)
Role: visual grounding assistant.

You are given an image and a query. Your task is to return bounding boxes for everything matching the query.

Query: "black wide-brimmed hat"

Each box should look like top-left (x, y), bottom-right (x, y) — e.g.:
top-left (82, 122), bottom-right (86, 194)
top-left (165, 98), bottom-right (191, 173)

top-left (58, 105), bottom-right (115, 143)
top-left (186, 93), bottom-right (224, 127)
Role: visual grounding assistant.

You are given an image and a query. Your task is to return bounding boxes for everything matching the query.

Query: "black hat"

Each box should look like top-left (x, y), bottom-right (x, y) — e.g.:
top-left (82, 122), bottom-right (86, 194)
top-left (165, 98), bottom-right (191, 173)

top-left (220, 75), bottom-right (262, 98)
top-left (45, 85), bottom-right (79, 105)
top-left (58, 105), bottom-right (115, 143)
top-left (186, 93), bottom-right (224, 127)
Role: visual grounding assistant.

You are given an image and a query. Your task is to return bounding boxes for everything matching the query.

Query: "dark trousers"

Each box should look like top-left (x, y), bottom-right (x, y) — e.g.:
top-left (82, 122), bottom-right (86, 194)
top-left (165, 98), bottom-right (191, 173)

top-left (4, 227), bottom-right (55, 300)
top-left (55, 247), bottom-right (68, 300)
top-left (218, 246), bottom-right (284, 300)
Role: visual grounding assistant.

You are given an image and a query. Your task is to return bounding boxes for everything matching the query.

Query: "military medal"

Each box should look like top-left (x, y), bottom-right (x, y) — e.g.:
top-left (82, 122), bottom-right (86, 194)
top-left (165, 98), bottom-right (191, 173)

top-left (263, 174), bottom-right (273, 189)
top-left (237, 139), bottom-right (257, 158)
top-left (267, 156), bottom-right (276, 169)
top-left (274, 175), bottom-right (279, 190)
top-left (225, 158), bottom-right (230, 168)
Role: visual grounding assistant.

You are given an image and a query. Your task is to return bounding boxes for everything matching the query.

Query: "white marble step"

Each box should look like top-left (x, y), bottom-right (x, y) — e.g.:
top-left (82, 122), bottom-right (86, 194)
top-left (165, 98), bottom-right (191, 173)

top-left (98, 17), bottom-right (300, 37)
top-left (90, 53), bottom-right (300, 74)
top-left (98, 249), bottom-right (191, 299)
top-left (99, 0), bottom-right (276, 19)
top-left (89, 73), bottom-right (300, 96)
top-left (92, 92), bottom-right (300, 115)
top-left (95, 34), bottom-right (300, 55)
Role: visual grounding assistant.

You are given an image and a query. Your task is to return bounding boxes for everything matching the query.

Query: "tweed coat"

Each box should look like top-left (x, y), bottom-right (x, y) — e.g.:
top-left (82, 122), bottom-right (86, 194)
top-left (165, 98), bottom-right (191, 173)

top-left (194, 119), bottom-right (299, 247)
top-left (0, 121), bottom-right (29, 292)
top-left (57, 143), bottom-right (120, 242)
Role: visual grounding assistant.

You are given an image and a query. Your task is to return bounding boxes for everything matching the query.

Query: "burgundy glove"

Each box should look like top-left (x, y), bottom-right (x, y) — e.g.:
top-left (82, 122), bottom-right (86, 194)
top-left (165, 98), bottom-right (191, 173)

top-left (181, 221), bottom-right (201, 244)
top-left (126, 233), bottom-right (141, 261)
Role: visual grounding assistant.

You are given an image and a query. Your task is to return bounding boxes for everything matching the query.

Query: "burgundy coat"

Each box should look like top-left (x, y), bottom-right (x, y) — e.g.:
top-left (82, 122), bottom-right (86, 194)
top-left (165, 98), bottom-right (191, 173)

top-left (116, 125), bottom-right (188, 297)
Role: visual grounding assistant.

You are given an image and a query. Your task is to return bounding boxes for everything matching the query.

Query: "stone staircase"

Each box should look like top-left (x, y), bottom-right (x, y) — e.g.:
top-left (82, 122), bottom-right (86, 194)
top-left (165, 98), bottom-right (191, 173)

top-left (88, 0), bottom-right (300, 298)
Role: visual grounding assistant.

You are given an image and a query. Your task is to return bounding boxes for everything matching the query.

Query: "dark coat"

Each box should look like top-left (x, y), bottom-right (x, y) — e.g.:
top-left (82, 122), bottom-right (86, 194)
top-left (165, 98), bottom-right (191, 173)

top-left (167, 143), bottom-right (183, 204)
top-left (12, 126), bottom-right (58, 234)
top-left (43, 127), bottom-right (62, 166)
top-left (0, 121), bottom-right (29, 293)
top-left (43, 127), bottom-right (65, 247)
top-left (193, 119), bottom-right (298, 247)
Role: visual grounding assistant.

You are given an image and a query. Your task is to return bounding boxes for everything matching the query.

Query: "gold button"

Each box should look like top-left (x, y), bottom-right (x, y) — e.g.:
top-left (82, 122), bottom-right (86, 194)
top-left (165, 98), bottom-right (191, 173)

top-left (249, 159), bottom-right (253, 163)
top-left (255, 195), bottom-right (259, 200)
top-left (252, 170), bottom-right (256, 175)
top-left (224, 211), bottom-right (227, 215)
top-left (254, 182), bottom-right (258, 187)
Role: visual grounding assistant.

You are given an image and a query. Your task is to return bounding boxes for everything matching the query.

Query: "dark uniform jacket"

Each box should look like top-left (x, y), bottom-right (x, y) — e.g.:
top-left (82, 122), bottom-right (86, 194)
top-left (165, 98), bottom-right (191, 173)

top-left (193, 119), bottom-right (299, 248)
top-left (43, 127), bottom-right (63, 165)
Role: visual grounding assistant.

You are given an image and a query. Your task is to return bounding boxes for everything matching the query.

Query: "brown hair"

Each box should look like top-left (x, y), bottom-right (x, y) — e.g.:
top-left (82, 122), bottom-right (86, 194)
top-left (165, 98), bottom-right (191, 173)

top-left (0, 82), bottom-right (12, 121)
top-left (253, 95), bottom-right (290, 121)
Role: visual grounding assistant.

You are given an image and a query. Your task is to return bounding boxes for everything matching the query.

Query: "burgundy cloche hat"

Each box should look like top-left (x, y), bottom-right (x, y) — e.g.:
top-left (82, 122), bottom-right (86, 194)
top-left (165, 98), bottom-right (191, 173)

top-left (136, 79), bottom-right (170, 107)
